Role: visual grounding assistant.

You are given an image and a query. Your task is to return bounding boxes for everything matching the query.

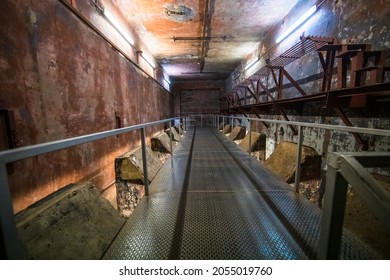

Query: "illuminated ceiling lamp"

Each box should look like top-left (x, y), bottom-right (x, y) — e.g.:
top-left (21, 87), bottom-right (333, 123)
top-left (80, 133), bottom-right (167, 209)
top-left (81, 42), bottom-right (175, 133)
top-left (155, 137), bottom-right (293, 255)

top-left (245, 57), bottom-right (259, 71)
top-left (137, 51), bottom-right (156, 68)
top-left (164, 77), bottom-right (171, 85)
top-left (104, 9), bottom-right (135, 46)
top-left (276, 5), bottom-right (317, 44)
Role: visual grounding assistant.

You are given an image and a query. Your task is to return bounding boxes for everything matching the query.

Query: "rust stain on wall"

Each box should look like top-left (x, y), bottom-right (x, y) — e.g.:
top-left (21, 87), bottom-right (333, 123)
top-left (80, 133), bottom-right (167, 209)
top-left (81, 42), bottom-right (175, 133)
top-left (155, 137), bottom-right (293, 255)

top-left (0, 0), bottom-right (171, 213)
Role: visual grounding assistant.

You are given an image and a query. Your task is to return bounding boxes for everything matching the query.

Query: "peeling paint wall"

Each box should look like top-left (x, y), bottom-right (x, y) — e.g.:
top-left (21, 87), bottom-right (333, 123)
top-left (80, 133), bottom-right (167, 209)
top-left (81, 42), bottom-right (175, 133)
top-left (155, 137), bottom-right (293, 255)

top-left (225, 0), bottom-right (390, 167)
top-left (0, 0), bottom-right (172, 213)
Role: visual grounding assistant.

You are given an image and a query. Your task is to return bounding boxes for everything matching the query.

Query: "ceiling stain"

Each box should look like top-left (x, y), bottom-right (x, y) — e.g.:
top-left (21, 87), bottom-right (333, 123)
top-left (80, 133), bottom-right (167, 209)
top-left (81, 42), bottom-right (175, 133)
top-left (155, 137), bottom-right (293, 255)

top-left (164, 4), bottom-right (196, 22)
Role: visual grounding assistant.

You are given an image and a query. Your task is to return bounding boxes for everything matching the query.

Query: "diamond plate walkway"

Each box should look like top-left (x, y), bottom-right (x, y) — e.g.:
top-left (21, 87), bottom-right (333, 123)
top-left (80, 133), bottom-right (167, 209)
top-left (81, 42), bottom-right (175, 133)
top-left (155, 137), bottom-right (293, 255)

top-left (103, 127), bottom-right (374, 260)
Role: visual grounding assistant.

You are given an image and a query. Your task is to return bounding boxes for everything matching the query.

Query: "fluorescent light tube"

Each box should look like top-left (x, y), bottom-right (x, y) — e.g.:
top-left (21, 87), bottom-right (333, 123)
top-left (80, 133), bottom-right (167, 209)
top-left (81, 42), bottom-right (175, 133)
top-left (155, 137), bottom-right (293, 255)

top-left (141, 53), bottom-right (156, 68)
top-left (245, 57), bottom-right (259, 71)
top-left (276, 5), bottom-right (317, 44)
top-left (104, 9), bottom-right (135, 46)
top-left (164, 77), bottom-right (171, 84)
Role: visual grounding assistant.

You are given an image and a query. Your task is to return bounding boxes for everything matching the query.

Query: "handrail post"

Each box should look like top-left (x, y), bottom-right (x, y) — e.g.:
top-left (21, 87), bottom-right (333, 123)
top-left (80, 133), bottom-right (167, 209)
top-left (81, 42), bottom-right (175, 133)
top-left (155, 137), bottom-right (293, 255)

top-left (0, 160), bottom-right (25, 259)
top-left (140, 127), bottom-right (149, 196)
top-left (222, 116), bottom-right (225, 133)
top-left (168, 120), bottom-right (173, 154)
top-left (248, 119), bottom-right (252, 154)
top-left (318, 166), bottom-right (348, 259)
top-left (294, 125), bottom-right (303, 193)
top-left (217, 115), bottom-right (220, 130)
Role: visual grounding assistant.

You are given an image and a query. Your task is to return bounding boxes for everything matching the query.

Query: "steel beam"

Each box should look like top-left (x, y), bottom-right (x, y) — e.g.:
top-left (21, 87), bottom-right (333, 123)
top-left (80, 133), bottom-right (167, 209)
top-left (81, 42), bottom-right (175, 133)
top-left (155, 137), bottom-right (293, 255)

top-left (294, 126), bottom-right (304, 193)
top-left (140, 128), bottom-right (149, 196)
top-left (0, 160), bottom-right (25, 259)
top-left (317, 166), bottom-right (348, 259)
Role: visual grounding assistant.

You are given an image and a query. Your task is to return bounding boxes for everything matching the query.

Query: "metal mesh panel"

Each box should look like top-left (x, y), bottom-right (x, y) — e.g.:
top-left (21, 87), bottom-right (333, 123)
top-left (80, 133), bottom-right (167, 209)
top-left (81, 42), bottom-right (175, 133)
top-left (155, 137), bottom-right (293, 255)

top-left (103, 127), bottom-right (376, 260)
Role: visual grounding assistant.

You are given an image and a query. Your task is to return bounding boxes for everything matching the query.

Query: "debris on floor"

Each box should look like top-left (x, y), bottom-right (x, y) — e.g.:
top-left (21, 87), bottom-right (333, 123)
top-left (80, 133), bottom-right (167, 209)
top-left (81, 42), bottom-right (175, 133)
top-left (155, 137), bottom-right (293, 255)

top-left (16, 182), bottom-right (126, 260)
top-left (264, 141), bottom-right (321, 183)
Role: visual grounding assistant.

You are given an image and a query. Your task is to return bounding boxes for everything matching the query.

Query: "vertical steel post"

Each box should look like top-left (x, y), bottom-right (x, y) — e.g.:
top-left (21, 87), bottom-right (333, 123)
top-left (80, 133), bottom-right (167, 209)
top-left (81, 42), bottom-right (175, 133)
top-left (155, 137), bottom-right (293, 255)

top-left (168, 121), bottom-right (173, 155)
top-left (294, 125), bottom-right (303, 193)
top-left (0, 160), bottom-right (25, 259)
top-left (222, 116), bottom-right (225, 133)
top-left (318, 167), bottom-right (348, 259)
top-left (248, 120), bottom-right (252, 154)
top-left (217, 115), bottom-right (219, 130)
top-left (140, 128), bottom-right (149, 196)
top-left (177, 118), bottom-right (182, 141)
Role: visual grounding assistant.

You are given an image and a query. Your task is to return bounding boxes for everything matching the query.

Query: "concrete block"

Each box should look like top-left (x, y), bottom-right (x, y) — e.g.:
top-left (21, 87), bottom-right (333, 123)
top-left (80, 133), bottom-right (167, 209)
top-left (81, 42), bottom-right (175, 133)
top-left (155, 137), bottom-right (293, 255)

top-left (228, 126), bottom-right (246, 141)
top-left (166, 127), bottom-right (180, 141)
top-left (15, 182), bottom-right (125, 259)
top-left (239, 132), bottom-right (266, 152)
top-left (115, 146), bottom-right (162, 182)
top-left (173, 125), bottom-right (183, 135)
top-left (151, 132), bottom-right (172, 153)
top-left (115, 146), bottom-right (163, 216)
top-left (223, 124), bottom-right (232, 134)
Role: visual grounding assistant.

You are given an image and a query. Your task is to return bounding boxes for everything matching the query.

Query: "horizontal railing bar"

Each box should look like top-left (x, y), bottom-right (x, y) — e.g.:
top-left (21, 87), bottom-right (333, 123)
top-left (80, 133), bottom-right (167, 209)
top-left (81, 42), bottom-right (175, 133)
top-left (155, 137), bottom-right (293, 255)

top-left (216, 115), bottom-right (390, 137)
top-left (0, 117), bottom-right (180, 164)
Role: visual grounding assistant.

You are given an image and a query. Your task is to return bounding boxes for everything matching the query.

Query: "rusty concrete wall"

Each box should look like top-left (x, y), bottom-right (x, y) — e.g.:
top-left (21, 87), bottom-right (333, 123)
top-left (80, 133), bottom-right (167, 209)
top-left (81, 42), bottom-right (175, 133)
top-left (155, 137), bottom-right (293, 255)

top-left (225, 0), bottom-right (390, 159)
top-left (0, 0), bottom-right (172, 213)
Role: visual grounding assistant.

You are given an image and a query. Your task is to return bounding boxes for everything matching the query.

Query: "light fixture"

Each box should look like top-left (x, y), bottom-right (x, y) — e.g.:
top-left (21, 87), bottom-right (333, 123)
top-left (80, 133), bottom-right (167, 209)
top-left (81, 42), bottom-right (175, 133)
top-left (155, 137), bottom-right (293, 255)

top-left (138, 52), bottom-right (155, 68)
top-left (276, 5), bottom-right (317, 44)
top-left (245, 57), bottom-right (259, 71)
top-left (164, 76), bottom-right (171, 85)
top-left (104, 9), bottom-right (135, 46)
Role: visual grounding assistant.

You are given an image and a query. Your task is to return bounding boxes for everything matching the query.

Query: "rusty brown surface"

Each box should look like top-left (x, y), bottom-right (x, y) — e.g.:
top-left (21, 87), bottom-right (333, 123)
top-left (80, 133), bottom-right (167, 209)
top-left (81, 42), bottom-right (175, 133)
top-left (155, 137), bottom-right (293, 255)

top-left (0, 0), bottom-right (171, 213)
top-left (111, 0), bottom-right (300, 81)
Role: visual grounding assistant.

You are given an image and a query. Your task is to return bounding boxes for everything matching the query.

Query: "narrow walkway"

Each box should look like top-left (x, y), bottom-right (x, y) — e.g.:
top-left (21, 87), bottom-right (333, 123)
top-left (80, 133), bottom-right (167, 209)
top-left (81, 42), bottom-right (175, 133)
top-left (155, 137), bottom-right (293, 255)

top-left (104, 127), bottom-right (373, 259)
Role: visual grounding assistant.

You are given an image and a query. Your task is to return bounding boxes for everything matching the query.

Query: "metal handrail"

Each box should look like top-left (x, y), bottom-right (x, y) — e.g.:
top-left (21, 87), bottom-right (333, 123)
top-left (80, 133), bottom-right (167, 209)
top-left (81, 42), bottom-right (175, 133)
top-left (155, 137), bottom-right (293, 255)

top-left (0, 116), bottom-right (184, 259)
top-left (212, 114), bottom-right (390, 259)
top-left (2, 113), bottom-right (388, 259)
top-left (318, 152), bottom-right (390, 259)
top-left (214, 114), bottom-right (390, 192)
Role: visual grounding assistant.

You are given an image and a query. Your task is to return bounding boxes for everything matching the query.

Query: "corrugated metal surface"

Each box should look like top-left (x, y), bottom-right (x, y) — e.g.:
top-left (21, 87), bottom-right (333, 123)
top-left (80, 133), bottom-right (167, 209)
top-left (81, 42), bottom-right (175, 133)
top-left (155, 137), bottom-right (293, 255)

top-left (103, 127), bottom-right (375, 259)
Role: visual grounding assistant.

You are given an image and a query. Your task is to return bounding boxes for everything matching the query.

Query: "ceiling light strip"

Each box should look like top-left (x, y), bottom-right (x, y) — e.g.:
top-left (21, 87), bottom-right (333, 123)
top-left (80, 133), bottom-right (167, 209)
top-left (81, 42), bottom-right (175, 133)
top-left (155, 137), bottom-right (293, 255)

top-left (276, 5), bottom-right (317, 44)
top-left (104, 9), bottom-right (135, 46)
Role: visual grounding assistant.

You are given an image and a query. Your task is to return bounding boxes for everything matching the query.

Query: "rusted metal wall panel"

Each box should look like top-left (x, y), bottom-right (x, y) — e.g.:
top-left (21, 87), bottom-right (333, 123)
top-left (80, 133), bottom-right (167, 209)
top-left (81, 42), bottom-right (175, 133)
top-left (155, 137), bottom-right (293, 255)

top-left (0, 0), bottom-right (171, 213)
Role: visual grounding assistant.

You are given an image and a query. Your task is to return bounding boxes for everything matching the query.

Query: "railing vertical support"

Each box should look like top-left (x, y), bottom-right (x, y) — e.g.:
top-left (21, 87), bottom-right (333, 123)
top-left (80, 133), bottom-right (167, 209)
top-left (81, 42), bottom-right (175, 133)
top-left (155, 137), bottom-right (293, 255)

top-left (217, 115), bottom-right (219, 130)
top-left (248, 120), bottom-right (252, 154)
top-left (168, 121), bottom-right (173, 155)
top-left (294, 125), bottom-right (303, 193)
top-left (0, 160), bottom-right (25, 259)
top-left (318, 166), bottom-right (348, 259)
top-left (140, 127), bottom-right (149, 196)
top-left (222, 116), bottom-right (225, 133)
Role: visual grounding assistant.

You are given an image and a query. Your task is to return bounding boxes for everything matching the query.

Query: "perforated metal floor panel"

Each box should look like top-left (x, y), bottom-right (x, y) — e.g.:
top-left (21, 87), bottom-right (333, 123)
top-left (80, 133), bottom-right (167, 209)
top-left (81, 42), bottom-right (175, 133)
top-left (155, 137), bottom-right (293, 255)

top-left (103, 127), bottom-right (375, 260)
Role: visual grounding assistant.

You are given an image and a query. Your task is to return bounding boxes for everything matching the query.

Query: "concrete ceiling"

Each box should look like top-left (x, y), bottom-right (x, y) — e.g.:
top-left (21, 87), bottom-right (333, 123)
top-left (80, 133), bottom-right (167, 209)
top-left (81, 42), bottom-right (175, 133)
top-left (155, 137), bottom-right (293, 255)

top-left (113, 0), bottom-right (300, 81)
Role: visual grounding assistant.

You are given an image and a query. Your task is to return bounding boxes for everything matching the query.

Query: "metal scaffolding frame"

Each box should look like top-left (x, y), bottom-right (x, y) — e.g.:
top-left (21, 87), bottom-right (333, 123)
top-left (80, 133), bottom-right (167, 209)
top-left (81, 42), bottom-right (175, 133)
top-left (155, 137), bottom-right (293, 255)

top-left (221, 35), bottom-right (390, 149)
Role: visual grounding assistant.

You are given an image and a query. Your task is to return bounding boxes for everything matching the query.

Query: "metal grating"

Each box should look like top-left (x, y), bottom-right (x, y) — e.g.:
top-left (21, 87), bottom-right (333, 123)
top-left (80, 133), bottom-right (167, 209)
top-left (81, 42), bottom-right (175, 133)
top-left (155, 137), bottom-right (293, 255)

top-left (103, 127), bottom-right (376, 260)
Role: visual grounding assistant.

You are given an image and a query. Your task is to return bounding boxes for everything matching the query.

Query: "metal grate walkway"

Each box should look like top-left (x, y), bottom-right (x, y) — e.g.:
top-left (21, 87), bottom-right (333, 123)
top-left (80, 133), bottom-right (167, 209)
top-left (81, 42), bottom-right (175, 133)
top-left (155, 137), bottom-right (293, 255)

top-left (103, 127), bottom-right (374, 260)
